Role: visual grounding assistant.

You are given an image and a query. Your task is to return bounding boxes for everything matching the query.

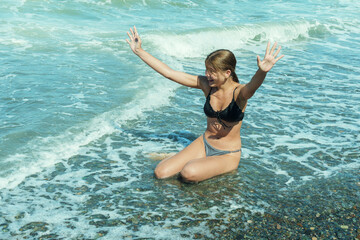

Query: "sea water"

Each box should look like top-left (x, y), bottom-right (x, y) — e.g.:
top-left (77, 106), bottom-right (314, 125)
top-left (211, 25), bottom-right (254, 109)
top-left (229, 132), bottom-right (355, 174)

top-left (0, 0), bottom-right (359, 239)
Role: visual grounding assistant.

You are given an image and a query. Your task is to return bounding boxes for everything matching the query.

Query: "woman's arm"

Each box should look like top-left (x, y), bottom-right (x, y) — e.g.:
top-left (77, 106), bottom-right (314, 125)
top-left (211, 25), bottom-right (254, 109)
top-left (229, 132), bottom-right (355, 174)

top-left (126, 26), bottom-right (201, 89)
top-left (240, 42), bottom-right (284, 100)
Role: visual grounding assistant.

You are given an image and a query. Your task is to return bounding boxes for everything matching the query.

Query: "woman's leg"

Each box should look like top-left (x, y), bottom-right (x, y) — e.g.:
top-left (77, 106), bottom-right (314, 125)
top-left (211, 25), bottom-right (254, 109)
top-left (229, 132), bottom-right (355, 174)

top-left (180, 152), bottom-right (241, 182)
top-left (154, 135), bottom-right (206, 179)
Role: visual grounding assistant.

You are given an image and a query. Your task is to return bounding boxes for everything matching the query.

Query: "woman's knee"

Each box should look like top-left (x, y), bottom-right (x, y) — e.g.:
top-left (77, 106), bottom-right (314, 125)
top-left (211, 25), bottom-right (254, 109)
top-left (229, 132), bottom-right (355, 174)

top-left (154, 165), bottom-right (173, 179)
top-left (179, 165), bottom-right (199, 182)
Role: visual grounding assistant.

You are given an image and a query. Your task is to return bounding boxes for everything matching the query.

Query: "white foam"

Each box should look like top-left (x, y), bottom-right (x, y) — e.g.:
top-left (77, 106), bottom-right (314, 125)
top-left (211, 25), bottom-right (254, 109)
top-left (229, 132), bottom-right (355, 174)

top-left (316, 161), bottom-right (360, 178)
top-left (146, 20), bottom-right (322, 59)
top-left (285, 177), bottom-right (295, 185)
top-left (75, 0), bottom-right (112, 6)
top-left (0, 73), bottom-right (177, 189)
top-left (0, 38), bottom-right (32, 49)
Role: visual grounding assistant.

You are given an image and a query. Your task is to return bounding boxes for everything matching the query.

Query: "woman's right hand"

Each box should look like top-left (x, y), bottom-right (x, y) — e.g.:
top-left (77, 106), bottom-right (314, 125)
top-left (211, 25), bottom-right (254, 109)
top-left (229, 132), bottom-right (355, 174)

top-left (126, 26), bottom-right (142, 54)
top-left (125, 26), bottom-right (199, 89)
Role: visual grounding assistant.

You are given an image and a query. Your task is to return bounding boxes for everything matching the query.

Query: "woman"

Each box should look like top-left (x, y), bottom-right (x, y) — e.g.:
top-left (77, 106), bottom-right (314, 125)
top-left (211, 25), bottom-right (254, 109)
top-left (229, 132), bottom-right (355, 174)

top-left (126, 26), bottom-right (284, 183)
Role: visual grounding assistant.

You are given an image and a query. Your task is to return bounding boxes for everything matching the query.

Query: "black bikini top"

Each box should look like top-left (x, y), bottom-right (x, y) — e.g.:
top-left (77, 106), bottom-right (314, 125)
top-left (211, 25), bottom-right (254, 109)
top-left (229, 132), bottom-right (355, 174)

top-left (203, 86), bottom-right (244, 128)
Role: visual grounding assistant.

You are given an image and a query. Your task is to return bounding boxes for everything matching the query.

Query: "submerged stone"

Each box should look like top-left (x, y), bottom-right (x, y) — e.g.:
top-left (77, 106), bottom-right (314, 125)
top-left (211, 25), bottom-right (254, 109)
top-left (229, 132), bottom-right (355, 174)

top-left (19, 222), bottom-right (49, 232)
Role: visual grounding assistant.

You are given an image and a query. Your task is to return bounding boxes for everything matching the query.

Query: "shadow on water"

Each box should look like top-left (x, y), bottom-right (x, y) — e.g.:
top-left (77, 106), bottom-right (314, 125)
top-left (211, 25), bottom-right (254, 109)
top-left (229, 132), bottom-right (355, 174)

top-left (117, 126), bottom-right (198, 148)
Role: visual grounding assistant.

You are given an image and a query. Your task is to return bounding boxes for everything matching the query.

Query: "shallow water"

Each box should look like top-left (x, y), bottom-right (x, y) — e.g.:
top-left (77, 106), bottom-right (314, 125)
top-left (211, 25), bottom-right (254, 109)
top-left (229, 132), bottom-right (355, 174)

top-left (1, 0), bottom-right (360, 239)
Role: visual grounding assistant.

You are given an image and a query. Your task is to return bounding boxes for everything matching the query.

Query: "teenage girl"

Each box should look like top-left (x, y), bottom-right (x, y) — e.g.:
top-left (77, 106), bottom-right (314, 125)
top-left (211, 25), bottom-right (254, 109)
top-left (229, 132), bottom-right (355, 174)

top-left (126, 26), bottom-right (284, 182)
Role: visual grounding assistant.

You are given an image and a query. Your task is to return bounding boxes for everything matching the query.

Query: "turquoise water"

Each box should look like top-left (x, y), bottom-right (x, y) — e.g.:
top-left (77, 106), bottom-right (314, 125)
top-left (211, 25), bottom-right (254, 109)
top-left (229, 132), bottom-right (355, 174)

top-left (1, 0), bottom-right (359, 239)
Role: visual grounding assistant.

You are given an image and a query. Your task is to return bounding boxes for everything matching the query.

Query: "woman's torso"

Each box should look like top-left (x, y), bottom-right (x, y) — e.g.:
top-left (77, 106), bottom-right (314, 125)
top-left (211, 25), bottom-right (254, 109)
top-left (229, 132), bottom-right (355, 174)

top-left (203, 83), bottom-right (247, 151)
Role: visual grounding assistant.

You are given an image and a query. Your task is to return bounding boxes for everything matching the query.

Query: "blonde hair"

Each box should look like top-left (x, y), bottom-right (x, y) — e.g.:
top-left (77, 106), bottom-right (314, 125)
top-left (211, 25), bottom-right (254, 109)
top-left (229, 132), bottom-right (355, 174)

top-left (205, 49), bottom-right (239, 83)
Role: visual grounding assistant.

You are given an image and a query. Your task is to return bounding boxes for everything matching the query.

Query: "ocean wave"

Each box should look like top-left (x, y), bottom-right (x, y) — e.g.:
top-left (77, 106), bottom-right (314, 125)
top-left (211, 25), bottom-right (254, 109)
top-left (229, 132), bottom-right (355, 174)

top-left (145, 20), bottom-right (332, 58)
top-left (101, 0), bottom-right (199, 8)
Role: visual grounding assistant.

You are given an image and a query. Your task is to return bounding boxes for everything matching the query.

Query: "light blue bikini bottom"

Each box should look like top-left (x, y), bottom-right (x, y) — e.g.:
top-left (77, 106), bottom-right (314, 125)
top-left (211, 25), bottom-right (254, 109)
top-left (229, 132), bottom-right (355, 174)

top-left (203, 135), bottom-right (241, 157)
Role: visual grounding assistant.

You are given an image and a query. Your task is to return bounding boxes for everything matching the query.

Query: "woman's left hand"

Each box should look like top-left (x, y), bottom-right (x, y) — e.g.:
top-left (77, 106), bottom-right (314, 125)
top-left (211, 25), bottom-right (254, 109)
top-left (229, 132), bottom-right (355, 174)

top-left (257, 42), bottom-right (284, 73)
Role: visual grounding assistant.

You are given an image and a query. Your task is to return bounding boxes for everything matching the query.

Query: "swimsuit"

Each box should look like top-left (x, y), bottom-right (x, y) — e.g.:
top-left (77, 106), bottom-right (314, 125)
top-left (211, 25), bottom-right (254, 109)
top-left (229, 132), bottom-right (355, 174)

top-left (203, 86), bottom-right (243, 156)
top-left (203, 86), bottom-right (244, 128)
top-left (203, 134), bottom-right (241, 157)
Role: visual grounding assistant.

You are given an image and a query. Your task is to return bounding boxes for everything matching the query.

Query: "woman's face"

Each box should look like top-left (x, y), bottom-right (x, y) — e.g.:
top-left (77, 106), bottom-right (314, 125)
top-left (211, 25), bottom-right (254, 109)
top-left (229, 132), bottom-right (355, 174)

top-left (205, 67), bottom-right (230, 87)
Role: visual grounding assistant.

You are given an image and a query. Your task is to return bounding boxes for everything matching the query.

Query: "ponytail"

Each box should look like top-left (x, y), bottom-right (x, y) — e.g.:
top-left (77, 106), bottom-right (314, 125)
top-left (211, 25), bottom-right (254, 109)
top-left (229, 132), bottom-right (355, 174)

top-left (231, 71), bottom-right (239, 83)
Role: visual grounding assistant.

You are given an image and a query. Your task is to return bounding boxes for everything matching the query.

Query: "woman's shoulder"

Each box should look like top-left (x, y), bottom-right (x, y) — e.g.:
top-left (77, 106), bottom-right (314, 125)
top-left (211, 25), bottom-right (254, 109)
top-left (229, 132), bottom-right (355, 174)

top-left (234, 83), bottom-right (245, 93)
top-left (235, 83), bottom-right (245, 88)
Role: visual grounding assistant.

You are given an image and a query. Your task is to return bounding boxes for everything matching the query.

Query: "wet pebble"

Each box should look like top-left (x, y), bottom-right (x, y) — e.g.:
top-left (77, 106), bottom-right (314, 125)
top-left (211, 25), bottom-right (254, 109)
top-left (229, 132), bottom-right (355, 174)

top-left (39, 234), bottom-right (59, 240)
top-left (1, 223), bottom-right (9, 232)
top-left (89, 214), bottom-right (109, 220)
top-left (97, 230), bottom-right (108, 237)
top-left (74, 185), bottom-right (89, 195)
top-left (99, 175), bottom-right (128, 183)
top-left (19, 222), bottom-right (49, 233)
top-left (193, 233), bottom-right (205, 239)
top-left (15, 212), bottom-right (25, 220)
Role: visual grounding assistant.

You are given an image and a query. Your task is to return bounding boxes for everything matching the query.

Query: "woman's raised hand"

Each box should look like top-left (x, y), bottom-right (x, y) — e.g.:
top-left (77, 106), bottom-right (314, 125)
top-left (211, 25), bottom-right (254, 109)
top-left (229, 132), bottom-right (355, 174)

top-left (126, 26), bottom-right (142, 54)
top-left (257, 42), bottom-right (284, 73)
